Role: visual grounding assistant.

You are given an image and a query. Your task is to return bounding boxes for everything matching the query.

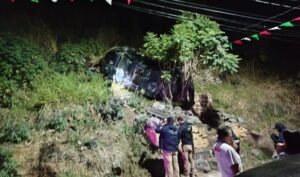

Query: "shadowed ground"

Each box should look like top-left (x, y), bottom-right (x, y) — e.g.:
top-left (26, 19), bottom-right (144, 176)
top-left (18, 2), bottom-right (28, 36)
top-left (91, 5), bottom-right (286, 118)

top-left (236, 154), bottom-right (300, 177)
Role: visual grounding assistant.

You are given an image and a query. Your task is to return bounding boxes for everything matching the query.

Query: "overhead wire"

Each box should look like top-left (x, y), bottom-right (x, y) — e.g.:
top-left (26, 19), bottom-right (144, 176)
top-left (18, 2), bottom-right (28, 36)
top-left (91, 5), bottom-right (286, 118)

top-left (250, 0), bottom-right (300, 8)
top-left (239, 5), bottom-right (300, 31)
top-left (114, 1), bottom-right (300, 42)
top-left (133, 0), bottom-right (300, 37)
top-left (165, 0), bottom-right (277, 19)
top-left (134, 0), bottom-right (265, 28)
top-left (155, 0), bottom-right (283, 23)
top-left (166, 0), bottom-right (286, 20)
top-left (223, 27), bottom-right (300, 44)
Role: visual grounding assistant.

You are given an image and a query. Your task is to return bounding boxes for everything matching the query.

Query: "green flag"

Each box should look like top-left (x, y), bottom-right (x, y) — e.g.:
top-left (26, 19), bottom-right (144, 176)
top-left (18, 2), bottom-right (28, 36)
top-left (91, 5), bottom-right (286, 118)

top-left (31, 0), bottom-right (39, 3)
top-left (251, 34), bottom-right (259, 40)
top-left (229, 43), bottom-right (233, 50)
top-left (280, 22), bottom-right (294, 27)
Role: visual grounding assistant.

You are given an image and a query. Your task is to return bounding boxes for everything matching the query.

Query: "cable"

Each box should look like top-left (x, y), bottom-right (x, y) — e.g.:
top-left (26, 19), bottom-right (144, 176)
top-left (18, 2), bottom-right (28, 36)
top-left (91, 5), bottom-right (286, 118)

top-left (222, 25), bottom-right (300, 38)
top-left (134, 0), bottom-right (300, 37)
top-left (223, 27), bottom-right (300, 44)
top-left (155, 0), bottom-right (283, 23)
top-left (239, 5), bottom-right (300, 31)
top-left (114, 2), bottom-right (177, 20)
top-left (250, 0), bottom-right (300, 9)
top-left (134, 0), bottom-right (264, 28)
top-left (115, 2), bottom-right (300, 42)
top-left (165, 0), bottom-right (277, 19)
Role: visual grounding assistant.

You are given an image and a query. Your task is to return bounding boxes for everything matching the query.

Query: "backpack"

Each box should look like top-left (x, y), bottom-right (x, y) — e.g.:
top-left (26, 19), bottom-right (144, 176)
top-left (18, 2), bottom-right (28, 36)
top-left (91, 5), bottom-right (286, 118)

top-left (182, 123), bottom-right (192, 141)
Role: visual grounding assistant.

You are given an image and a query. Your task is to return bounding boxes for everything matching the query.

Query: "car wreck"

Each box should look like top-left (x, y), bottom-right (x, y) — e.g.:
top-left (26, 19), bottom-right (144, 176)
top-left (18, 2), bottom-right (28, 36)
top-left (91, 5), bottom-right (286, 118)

top-left (100, 47), bottom-right (194, 107)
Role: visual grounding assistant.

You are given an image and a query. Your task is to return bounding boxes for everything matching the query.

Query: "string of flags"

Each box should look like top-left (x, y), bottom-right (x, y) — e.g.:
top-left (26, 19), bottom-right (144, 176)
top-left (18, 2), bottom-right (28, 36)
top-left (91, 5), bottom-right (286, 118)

top-left (230, 16), bottom-right (300, 49)
top-left (9, 0), bottom-right (133, 5)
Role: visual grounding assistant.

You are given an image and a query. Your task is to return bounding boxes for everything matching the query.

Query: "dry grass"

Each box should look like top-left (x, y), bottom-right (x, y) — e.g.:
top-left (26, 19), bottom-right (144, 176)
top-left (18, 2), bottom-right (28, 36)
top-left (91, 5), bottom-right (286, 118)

top-left (195, 70), bottom-right (300, 169)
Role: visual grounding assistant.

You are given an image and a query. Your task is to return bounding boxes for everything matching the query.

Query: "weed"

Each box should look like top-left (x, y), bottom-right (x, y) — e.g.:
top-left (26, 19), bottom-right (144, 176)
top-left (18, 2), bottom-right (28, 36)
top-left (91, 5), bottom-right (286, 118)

top-left (0, 122), bottom-right (31, 144)
top-left (0, 147), bottom-right (19, 177)
top-left (97, 98), bottom-right (124, 121)
top-left (67, 130), bottom-right (80, 145)
top-left (47, 117), bottom-right (67, 133)
top-left (0, 34), bottom-right (47, 107)
top-left (28, 73), bottom-right (111, 106)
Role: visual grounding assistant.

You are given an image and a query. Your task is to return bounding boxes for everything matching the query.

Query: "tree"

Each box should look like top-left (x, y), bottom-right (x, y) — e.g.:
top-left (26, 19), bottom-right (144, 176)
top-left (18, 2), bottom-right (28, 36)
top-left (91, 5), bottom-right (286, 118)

top-left (140, 13), bottom-right (240, 104)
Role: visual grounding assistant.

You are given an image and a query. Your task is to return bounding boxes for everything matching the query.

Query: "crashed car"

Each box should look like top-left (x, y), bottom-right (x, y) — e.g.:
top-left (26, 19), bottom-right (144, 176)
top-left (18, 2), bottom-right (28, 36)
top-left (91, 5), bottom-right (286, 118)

top-left (100, 46), bottom-right (194, 107)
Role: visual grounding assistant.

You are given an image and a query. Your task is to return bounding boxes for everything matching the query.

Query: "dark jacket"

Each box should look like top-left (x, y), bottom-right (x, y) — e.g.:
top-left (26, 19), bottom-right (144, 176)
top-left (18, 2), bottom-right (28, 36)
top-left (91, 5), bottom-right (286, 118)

top-left (178, 122), bottom-right (193, 145)
top-left (274, 122), bottom-right (287, 143)
top-left (155, 124), bottom-right (179, 152)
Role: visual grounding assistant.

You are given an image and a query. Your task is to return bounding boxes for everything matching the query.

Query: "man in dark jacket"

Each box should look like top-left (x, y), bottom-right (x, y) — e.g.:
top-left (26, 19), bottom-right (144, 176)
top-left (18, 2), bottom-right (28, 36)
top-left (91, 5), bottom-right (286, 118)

top-left (177, 116), bottom-right (195, 177)
top-left (271, 122), bottom-right (287, 146)
top-left (156, 117), bottom-right (180, 177)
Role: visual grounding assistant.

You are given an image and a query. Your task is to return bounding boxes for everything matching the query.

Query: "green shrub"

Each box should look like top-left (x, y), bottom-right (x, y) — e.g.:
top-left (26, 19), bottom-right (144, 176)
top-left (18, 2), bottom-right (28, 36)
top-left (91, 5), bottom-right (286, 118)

top-left (127, 96), bottom-right (145, 113)
top-left (0, 147), bottom-right (19, 177)
top-left (0, 34), bottom-right (46, 85)
top-left (67, 130), bottom-right (80, 145)
top-left (0, 34), bottom-right (47, 107)
top-left (53, 43), bottom-right (86, 73)
top-left (0, 122), bottom-right (31, 143)
top-left (47, 117), bottom-right (67, 133)
top-left (28, 73), bottom-right (111, 106)
top-left (97, 98), bottom-right (124, 121)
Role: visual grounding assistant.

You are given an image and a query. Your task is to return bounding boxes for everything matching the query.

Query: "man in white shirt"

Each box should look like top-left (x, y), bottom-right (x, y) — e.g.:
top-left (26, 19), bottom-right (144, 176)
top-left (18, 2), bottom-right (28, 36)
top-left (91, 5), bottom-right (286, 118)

top-left (213, 125), bottom-right (242, 177)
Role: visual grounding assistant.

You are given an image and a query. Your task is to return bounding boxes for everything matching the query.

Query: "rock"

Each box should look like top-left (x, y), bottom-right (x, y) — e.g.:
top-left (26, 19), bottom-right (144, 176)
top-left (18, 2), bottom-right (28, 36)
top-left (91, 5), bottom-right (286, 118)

top-left (251, 148), bottom-right (262, 157)
top-left (194, 151), bottom-right (213, 172)
top-left (249, 131), bottom-right (264, 144)
top-left (186, 115), bottom-right (201, 124)
top-left (228, 118), bottom-right (237, 123)
top-left (195, 160), bottom-right (211, 172)
top-left (237, 117), bottom-right (245, 123)
top-left (273, 104), bottom-right (285, 117)
top-left (112, 159), bottom-right (123, 176)
top-left (152, 102), bottom-right (166, 110)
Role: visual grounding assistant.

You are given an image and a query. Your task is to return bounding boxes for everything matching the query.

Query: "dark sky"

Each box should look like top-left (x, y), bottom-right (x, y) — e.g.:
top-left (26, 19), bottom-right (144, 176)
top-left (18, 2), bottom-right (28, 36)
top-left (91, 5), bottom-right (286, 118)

top-left (0, 0), bottom-right (299, 74)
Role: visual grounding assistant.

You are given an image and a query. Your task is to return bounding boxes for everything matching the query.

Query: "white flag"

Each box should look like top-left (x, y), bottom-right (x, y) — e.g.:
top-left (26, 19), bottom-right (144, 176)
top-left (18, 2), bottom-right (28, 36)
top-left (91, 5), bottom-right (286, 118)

top-left (269, 26), bottom-right (281, 31)
top-left (105, 0), bottom-right (112, 5)
top-left (241, 37), bottom-right (251, 41)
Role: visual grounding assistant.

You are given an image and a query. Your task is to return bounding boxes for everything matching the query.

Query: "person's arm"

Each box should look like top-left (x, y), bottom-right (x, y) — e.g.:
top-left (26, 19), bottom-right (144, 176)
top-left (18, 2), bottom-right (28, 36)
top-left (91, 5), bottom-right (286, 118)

top-left (155, 125), bottom-right (163, 133)
top-left (226, 149), bottom-right (241, 175)
top-left (231, 164), bottom-right (240, 175)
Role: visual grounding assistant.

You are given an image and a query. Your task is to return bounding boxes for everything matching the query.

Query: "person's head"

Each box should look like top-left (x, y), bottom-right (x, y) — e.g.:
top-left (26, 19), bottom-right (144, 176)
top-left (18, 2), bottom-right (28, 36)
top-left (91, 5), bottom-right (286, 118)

top-left (217, 125), bottom-right (234, 145)
top-left (274, 122), bottom-right (287, 133)
top-left (177, 116), bottom-right (185, 125)
top-left (167, 117), bottom-right (174, 125)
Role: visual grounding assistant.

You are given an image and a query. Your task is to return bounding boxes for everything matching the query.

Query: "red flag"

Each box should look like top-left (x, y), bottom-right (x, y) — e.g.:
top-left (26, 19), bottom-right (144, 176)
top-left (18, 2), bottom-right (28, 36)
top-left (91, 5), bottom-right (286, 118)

top-left (127, 0), bottom-right (131, 5)
top-left (292, 17), bottom-right (300, 21)
top-left (259, 30), bottom-right (271, 36)
top-left (233, 40), bottom-right (243, 45)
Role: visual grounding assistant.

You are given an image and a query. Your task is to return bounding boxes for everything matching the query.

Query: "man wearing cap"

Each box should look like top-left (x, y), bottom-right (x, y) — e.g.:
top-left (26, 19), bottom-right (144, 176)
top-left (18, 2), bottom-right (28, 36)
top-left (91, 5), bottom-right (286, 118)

top-left (156, 117), bottom-right (180, 177)
top-left (177, 116), bottom-right (195, 177)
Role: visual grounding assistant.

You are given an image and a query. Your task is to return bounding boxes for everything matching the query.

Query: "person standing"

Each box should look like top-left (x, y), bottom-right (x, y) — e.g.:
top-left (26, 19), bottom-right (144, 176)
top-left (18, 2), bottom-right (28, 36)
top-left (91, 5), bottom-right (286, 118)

top-left (156, 117), bottom-right (180, 177)
top-left (213, 125), bottom-right (242, 177)
top-left (177, 116), bottom-right (195, 177)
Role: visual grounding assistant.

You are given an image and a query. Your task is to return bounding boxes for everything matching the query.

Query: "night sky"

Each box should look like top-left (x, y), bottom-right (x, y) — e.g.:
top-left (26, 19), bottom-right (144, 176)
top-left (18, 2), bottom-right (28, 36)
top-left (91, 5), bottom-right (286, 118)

top-left (0, 0), bottom-right (299, 74)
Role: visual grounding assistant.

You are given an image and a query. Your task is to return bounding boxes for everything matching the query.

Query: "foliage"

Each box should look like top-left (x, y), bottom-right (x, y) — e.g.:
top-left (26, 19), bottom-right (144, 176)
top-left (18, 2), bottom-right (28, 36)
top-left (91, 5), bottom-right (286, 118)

top-left (53, 43), bottom-right (87, 73)
top-left (0, 147), bottom-right (19, 177)
top-left (97, 98), bottom-right (124, 121)
top-left (58, 171), bottom-right (89, 177)
top-left (67, 130), bottom-right (80, 145)
top-left (0, 122), bottom-right (31, 144)
top-left (127, 90), bottom-right (148, 113)
top-left (25, 73), bottom-right (111, 106)
top-left (0, 34), bottom-right (47, 107)
top-left (47, 117), bottom-right (67, 133)
top-left (141, 12), bottom-right (240, 77)
top-left (52, 39), bottom-right (110, 73)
